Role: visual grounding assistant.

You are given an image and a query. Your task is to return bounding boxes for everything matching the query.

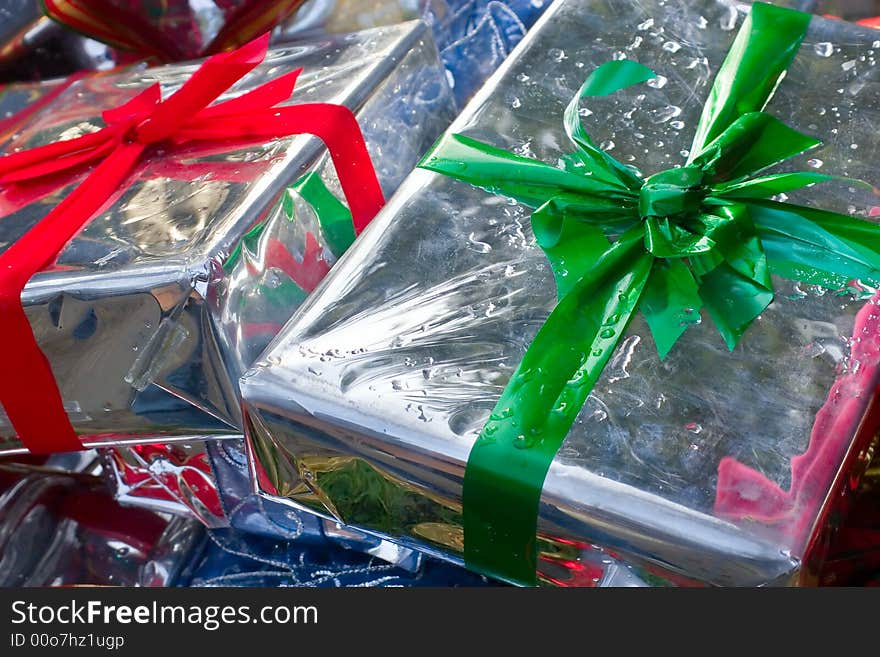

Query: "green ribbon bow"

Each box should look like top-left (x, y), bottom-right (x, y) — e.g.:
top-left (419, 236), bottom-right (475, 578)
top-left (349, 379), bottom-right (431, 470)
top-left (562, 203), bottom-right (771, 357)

top-left (418, 2), bottom-right (880, 585)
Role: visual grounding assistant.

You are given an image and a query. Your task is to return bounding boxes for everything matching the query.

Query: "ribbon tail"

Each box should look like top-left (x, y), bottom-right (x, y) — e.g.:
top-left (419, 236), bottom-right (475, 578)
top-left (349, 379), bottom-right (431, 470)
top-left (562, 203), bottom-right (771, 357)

top-left (197, 69), bottom-right (302, 120)
top-left (640, 259), bottom-right (702, 359)
top-left (133, 33), bottom-right (271, 144)
top-left (564, 59), bottom-right (655, 189)
top-left (0, 130), bottom-right (113, 181)
top-left (463, 226), bottom-right (653, 584)
top-left (688, 2), bottom-right (811, 158)
top-left (0, 143), bottom-right (144, 453)
top-left (746, 199), bottom-right (880, 287)
top-left (418, 133), bottom-right (629, 209)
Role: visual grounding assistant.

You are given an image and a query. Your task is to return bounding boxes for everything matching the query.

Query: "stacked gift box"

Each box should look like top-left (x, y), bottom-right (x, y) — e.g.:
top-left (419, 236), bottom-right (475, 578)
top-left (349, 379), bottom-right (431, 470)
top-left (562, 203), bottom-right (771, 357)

top-left (2, 0), bottom-right (880, 588)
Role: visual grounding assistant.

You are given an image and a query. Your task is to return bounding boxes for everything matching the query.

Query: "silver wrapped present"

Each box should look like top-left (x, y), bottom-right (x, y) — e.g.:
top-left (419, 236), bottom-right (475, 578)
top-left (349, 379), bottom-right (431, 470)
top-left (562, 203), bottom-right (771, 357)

top-left (0, 20), bottom-right (455, 454)
top-left (241, 0), bottom-right (880, 585)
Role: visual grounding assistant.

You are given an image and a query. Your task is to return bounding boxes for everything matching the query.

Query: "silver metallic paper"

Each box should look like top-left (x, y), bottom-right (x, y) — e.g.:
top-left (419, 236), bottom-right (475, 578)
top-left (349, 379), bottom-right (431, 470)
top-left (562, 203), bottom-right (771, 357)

top-left (241, 0), bottom-right (880, 585)
top-left (0, 20), bottom-right (455, 454)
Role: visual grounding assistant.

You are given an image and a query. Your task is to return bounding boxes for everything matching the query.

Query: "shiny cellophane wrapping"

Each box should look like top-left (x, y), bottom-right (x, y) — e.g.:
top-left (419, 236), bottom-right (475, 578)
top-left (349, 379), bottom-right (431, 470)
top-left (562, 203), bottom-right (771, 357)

top-left (241, 0), bottom-right (880, 586)
top-left (0, 20), bottom-right (455, 453)
top-left (0, 465), bottom-right (203, 586)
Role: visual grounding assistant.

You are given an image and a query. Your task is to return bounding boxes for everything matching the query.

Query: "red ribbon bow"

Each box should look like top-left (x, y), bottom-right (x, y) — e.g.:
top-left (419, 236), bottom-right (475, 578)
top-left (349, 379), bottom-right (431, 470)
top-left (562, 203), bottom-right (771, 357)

top-left (0, 34), bottom-right (384, 454)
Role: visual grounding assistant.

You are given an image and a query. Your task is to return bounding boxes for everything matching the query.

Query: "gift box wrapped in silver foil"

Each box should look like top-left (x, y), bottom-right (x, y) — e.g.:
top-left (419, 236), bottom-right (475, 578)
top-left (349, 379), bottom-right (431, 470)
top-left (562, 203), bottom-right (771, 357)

top-left (241, 0), bottom-right (880, 586)
top-left (0, 20), bottom-right (455, 455)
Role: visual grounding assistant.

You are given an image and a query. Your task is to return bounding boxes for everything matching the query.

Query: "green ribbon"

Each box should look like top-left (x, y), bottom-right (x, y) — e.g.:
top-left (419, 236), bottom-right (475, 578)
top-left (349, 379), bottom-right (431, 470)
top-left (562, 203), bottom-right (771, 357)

top-left (224, 170), bottom-right (355, 285)
top-left (284, 172), bottom-right (357, 259)
top-left (418, 2), bottom-right (880, 585)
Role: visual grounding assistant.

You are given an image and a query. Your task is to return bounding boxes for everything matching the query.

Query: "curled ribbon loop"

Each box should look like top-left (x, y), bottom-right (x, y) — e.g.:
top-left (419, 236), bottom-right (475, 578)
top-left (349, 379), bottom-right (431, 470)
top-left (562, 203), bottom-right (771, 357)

top-left (420, 2), bottom-right (880, 584)
top-left (0, 33), bottom-right (384, 454)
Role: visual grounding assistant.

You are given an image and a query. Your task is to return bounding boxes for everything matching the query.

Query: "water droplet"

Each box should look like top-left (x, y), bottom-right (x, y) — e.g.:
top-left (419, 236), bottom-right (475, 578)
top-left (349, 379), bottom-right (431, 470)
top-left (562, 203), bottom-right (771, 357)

top-left (814, 42), bottom-right (834, 58)
top-left (662, 41), bottom-right (681, 53)
top-left (592, 348), bottom-right (603, 357)
top-left (103, 402), bottom-right (112, 412)
top-left (653, 105), bottom-right (682, 123)
top-left (851, 143), bottom-right (859, 150)
top-left (513, 433), bottom-right (538, 449)
top-left (467, 232), bottom-right (492, 253)
top-left (599, 140), bottom-right (615, 151)
top-left (627, 36), bottom-right (643, 50)
top-left (679, 149), bottom-right (690, 158)
top-left (646, 75), bottom-right (667, 89)
top-left (548, 48), bottom-right (565, 63)
top-left (696, 15), bottom-right (708, 29)
top-left (637, 18), bottom-right (654, 30)
top-left (578, 107), bottom-right (593, 117)
top-left (685, 422), bottom-right (702, 434)
top-left (504, 264), bottom-right (517, 277)
top-left (511, 97), bottom-right (522, 109)
top-left (599, 328), bottom-right (615, 339)
top-left (670, 120), bottom-right (685, 130)
top-left (391, 380), bottom-right (404, 390)
top-left (719, 6), bottom-right (737, 30)
top-left (516, 72), bottom-right (530, 82)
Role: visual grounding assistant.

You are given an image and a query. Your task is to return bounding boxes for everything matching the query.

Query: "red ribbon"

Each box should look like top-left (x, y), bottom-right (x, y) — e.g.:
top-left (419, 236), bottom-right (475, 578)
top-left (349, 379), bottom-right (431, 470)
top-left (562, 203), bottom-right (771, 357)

top-left (0, 33), bottom-right (385, 454)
